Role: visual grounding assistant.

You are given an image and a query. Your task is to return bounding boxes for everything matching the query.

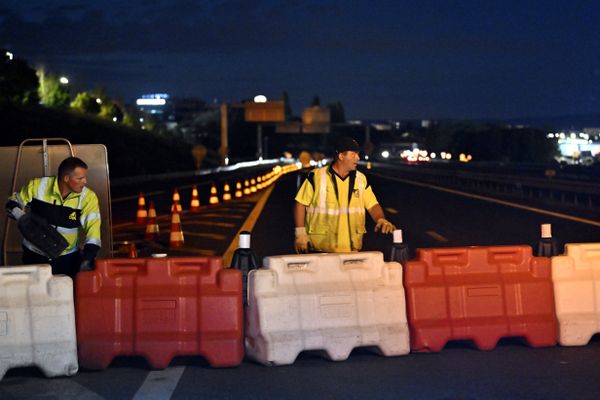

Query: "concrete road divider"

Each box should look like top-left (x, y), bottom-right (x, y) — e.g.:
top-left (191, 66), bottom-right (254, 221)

top-left (76, 257), bottom-right (243, 369)
top-left (245, 251), bottom-right (410, 366)
top-left (405, 245), bottom-right (557, 352)
top-left (0, 265), bottom-right (78, 380)
top-left (552, 242), bottom-right (600, 346)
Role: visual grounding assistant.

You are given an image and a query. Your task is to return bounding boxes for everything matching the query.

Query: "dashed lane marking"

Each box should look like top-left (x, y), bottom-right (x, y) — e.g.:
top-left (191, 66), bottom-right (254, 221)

top-left (132, 366), bottom-right (186, 400)
top-left (370, 171), bottom-right (600, 228)
top-left (200, 213), bottom-right (246, 219)
top-left (113, 210), bottom-right (246, 229)
top-left (426, 230), bottom-right (449, 242)
top-left (183, 221), bottom-right (237, 228)
top-left (385, 207), bottom-right (399, 214)
top-left (183, 231), bottom-right (227, 240)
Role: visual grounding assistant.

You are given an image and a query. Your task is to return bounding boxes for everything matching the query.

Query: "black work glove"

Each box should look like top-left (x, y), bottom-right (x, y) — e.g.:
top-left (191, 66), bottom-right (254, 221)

top-left (80, 259), bottom-right (94, 272)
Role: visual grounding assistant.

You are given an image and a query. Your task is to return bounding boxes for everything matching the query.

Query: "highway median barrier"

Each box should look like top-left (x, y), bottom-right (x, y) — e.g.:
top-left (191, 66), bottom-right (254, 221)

top-left (75, 257), bottom-right (244, 369)
top-left (552, 242), bottom-right (600, 346)
top-left (245, 251), bottom-right (410, 366)
top-left (404, 245), bottom-right (557, 352)
top-left (0, 265), bottom-right (78, 380)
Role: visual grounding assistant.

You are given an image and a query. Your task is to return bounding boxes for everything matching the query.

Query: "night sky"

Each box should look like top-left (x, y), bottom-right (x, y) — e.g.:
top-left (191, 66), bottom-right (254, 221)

top-left (2, 1), bottom-right (599, 120)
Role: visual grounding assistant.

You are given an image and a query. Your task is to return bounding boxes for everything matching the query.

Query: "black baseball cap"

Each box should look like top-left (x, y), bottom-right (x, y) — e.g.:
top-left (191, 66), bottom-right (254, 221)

top-left (334, 136), bottom-right (360, 154)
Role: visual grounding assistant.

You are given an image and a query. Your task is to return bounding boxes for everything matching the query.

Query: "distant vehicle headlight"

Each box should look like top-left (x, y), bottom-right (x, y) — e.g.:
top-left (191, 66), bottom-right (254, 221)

top-left (381, 150), bottom-right (390, 159)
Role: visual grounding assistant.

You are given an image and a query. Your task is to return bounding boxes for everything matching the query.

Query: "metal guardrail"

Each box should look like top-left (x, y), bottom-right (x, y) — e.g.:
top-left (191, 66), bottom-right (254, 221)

top-left (370, 161), bottom-right (600, 209)
top-left (111, 158), bottom-right (282, 187)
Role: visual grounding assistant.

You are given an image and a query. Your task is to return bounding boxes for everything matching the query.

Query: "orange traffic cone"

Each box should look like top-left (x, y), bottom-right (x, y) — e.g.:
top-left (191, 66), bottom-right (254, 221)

top-left (171, 188), bottom-right (182, 214)
top-left (136, 192), bottom-right (147, 224)
top-left (190, 185), bottom-right (201, 212)
top-left (209, 184), bottom-right (220, 205)
top-left (250, 178), bottom-right (257, 193)
top-left (235, 181), bottom-right (243, 198)
top-left (169, 210), bottom-right (185, 248)
top-left (222, 182), bottom-right (232, 202)
top-left (145, 201), bottom-right (160, 240)
top-left (128, 242), bottom-right (138, 258)
top-left (243, 180), bottom-right (251, 195)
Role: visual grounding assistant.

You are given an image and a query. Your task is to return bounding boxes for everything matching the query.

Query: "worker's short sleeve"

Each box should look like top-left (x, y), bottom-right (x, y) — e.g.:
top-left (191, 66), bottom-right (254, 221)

top-left (362, 177), bottom-right (379, 210)
top-left (294, 173), bottom-right (315, 206)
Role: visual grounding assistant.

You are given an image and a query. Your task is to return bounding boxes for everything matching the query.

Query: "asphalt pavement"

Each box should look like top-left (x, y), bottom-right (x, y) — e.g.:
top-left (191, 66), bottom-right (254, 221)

top-left (3, 167), bottom-right (600, 399)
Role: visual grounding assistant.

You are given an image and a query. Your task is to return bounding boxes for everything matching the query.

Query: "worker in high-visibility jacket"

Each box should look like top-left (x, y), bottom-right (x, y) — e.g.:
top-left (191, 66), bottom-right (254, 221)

top-left (294, 137), bottom-right (395, 253)
top-left (5, 156), bottom-right (101, 278)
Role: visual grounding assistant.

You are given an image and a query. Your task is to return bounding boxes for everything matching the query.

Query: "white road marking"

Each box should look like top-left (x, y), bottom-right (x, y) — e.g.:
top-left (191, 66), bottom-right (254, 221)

top-left (183, 231), bottom-right (227, 240)
top-left (132, 366), bottom-right (186, 400)
top-left (371, 171), bottom-right (600, 228)
top-left (426, 230), bottom-right (449, 242)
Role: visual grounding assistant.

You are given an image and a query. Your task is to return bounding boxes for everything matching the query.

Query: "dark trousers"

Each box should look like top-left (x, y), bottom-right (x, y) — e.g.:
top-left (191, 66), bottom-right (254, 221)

top-left (22, 246), bottom-right (81, 280)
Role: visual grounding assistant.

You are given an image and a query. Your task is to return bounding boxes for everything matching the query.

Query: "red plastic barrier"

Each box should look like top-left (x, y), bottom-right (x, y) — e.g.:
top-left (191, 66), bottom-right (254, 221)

top-left (76, 257), bottom-right (243, 369)
top-left (404, 245), bottom-right (557, 352)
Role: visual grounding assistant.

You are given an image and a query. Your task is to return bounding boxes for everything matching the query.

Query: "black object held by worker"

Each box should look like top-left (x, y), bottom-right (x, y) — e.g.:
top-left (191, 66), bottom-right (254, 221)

top-left (535, 223), bottom-right (559, 257)
top-left (231, 231), bottom-right (260, 305)
top-left (17, 213), bottom-right (68, 260)
top-left (389, 229), bottom-right (410, 264)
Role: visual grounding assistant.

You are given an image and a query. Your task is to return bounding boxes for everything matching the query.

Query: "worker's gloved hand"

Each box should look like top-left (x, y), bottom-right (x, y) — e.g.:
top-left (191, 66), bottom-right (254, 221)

top-left (8, 206), bottom-right (25, 221)
top-left (375, 218), bottom-right (396, 234)
top-left (294, 227), bottom-right (311, 254)
top-left (80, 259), bottom-right (94, 272)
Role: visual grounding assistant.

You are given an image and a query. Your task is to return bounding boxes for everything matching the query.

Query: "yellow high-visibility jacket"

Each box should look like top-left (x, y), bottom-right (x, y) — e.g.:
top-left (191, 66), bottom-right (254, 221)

top-left (9, 176), bottom-right (101, 256)
top-left (295, 165), bottom-right (378, 252)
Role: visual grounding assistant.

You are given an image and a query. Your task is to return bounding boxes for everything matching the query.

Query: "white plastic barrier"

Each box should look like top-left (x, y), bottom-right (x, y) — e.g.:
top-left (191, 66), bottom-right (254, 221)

top-left (552, 243), bottom-right (600, 346)
top-left (245, 252), bottom-right (410, 365)
top-left (0, 265), bottom-right (78, 380)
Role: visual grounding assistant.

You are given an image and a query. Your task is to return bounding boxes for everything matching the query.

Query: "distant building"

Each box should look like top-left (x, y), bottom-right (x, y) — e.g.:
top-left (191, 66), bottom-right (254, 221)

top-left (135, 93), bottom-right (174, 125)
top-left (583, 127), bottom-right (600, 139)
top-left (302, 106), bottom-right (330, 133)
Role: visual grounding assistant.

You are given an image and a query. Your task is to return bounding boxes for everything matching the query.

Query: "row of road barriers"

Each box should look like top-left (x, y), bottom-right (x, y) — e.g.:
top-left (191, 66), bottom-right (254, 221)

top-left (2, 243), bottom-right (600, 378)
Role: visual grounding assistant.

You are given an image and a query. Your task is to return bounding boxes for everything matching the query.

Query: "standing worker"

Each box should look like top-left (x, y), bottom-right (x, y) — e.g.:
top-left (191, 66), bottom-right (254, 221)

top-left (5, 156), bottom-right (102, 278)
top-left (294, 137), bottom-right (395, 253)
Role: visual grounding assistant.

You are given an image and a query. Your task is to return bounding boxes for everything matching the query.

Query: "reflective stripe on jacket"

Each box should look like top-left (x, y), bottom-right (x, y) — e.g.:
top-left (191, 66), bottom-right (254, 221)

top-left (10, 176), bottom-right (102, 256)
top-left (305, 166), bottom-right (367, 252)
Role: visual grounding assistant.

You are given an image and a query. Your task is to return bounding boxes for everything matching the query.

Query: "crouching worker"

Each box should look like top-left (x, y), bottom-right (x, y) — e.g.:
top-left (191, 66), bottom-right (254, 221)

top-left (5, 156), bottom-right (101, 279)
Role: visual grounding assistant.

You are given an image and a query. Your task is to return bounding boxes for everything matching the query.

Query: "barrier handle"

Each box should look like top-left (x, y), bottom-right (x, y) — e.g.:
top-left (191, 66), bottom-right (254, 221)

top-left (0, 268), bottom-right (39, 283)
top-left (341, 258), bottom-right (368, 269)
top-left (107, 262), bottom-right (144, 276)
top-left (286, 262), bottom-right (311, 270)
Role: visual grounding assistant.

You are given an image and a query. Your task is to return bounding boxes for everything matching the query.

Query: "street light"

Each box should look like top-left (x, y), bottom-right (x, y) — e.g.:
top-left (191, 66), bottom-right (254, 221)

top-left (253, 95), bottom-right (267, 103)
top-left (59, 76), bottom-right (69, 85)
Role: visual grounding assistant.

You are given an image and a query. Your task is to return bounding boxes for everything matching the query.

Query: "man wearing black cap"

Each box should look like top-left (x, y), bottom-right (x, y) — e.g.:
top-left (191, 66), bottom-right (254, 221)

top-left (294, 136), bottom-right (395, 253)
